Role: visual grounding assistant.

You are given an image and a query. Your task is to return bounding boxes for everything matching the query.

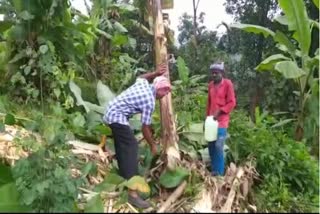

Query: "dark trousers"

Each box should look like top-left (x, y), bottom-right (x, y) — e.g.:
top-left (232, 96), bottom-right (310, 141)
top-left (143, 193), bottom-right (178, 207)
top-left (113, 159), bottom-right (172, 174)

top-left (109, 123), bottom-right (138, 180)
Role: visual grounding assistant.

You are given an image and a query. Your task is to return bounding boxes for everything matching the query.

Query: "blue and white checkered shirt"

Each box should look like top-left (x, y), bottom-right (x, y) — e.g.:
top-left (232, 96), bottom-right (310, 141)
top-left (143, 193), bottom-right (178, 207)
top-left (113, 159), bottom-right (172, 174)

top-left (103, 78), bottom-right (156, 126)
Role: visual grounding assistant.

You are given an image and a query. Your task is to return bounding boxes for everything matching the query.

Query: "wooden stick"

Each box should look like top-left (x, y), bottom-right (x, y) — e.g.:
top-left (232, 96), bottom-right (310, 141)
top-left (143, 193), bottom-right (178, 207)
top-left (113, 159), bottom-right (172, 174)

top-left (108, 199), bottom-right (113, 213)
top-left (219, 168), bottom-right (244, 213)
top-left (157, 180), bottom-right (187, 213)
top-left (126, 202), bottom-right (139, 213)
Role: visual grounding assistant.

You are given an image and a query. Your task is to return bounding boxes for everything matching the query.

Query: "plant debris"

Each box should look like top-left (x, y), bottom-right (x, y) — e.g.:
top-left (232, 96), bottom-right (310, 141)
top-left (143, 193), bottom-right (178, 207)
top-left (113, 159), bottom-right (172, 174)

top-left (0, 125), bottom-right (260, 213)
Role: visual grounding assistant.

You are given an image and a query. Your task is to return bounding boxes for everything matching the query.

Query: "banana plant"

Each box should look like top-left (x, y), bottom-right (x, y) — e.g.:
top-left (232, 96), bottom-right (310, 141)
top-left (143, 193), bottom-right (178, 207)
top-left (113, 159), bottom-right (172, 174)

top-left (69, 80), bottom-right (143, 142)
top-left (229, 0), bottom-right (319, 141)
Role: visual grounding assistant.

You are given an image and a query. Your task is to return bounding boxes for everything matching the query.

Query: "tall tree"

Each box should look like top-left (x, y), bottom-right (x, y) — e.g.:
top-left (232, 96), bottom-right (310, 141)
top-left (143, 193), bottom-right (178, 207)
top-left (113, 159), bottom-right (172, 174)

top-left (192, 0), bottom-right (201, 48)
top-left (224, 0), bottom-right (278, 121)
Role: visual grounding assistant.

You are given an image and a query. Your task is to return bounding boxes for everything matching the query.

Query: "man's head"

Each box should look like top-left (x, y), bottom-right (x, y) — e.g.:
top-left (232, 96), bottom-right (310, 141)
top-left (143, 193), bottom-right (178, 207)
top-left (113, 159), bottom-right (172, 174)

top-left (153, 76), bottom-right (171, 99)
top-left (210, 63), bottom-right (224, 83)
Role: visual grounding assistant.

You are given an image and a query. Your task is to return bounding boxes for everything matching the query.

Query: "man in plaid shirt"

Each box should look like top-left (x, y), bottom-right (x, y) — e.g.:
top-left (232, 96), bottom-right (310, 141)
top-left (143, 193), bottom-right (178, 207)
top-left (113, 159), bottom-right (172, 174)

top-left (103, 64), bottom-right (171, 209)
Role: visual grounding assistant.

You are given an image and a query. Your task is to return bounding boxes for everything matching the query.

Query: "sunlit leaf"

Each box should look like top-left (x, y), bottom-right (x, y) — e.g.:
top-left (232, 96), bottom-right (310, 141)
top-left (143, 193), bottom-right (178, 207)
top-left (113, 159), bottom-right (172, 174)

top-left (278, 0), bottom-right (311, 55)
top-left (125, 176), bottom-right (150, 193)
top-left (96, 81), bottom-right (115, 108)
top-left (177, 56), bottom-right (189, 84)
top-left (69, 81), bottom-right (89, 113)
top-left (274, 31), bottom-right (296, 55)
top-left (271, 119), bottom-right (296, 128)
top-left (230, 23), bottom-right (275, 38)
top-left (255, 54), bottom-right (291, 71)
top-left (274, 15), bottom-right (288, 25)
top-left (39, 45), bottom-right (48, 54)
top-left (113, 21), bottom-right (128, 33)
top-left (19, 10), bottom-right (34, 20)
top-left (274, 61), bottom-right (306, 79)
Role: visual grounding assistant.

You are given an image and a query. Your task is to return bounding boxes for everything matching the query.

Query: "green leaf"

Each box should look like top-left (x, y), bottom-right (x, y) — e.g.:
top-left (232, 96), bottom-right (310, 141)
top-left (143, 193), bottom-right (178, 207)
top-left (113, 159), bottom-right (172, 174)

top-left (23, 65), bottom-right (31, 75)
top-left (112, 34), bottom-right (128, 46)
top-left (53, 88), bottom-right (61, 98)
top-left (9, 25), bottom-right (26, 41)
top-left (0, 183), bottom-right (31, 212)
top-left (0, 163), bottom-right (13, 186)
top-left (274, 61), bottom-right (306, 79)
top-left (129, 114), bottom-right (142, 131)
top-left (177, 57), bottom-right (189, 84)
top-left (182, 123), bottom-right (205, 145)
top-left (278, 0), bottom-right (311, 56)
top-left (274, 15), bottom-right (289, 25)
top-left (95, 28), bottom-right (112, 39)
top-left (255, 54), bottom-right (291, 71)
top-left (312, 0), bottom-right (319, 9)
top-left (274, 31), bottom-right (296, 55)
top-left (94, 173), bottom-right (125, 192)
top-left (128, 37), bottom-right (137, 49)
top-left (5, 114), bottom-right (15, 125)
top-left (84, 194), bottom-right (104, 213)
top-left (39, 45), bottom-right (48, 54)
top-left (96, 81), bottom-right (115, 108)
top-left (159, 167), bottom-right (189, 188)
top-left (116, 3), bottom-right (137, 11)
top-left (230, 23), bottom-right (275, 38)
top-left (72, 113), bottom-right (86, 128)
top-left (125, 176), bottom-right (150, 193)
top-left (81, 162), bottom-right (97, 178)
top-left (19, 10), bottom-right (34, 20)
top-left (197, 148), bottom-right (210, 163)
top-left (12, 0), bottom-right (24, 12)
top-left (85, 102), bottom-right (105, 114)
top-left (86, 111), bottom-right (103, 130)
top-left (9, 51), bottom-right (27, 64)
top-left (0, 21), bottom-right (13, 33)
top-left (69, 81), bottom-right (89, 113)
top-left (130, 19), bottom-right (153, 35)
top-left (113, 21), bottom-right (128, 33)
top-left (94, 125), bottom-right (112, 136)
top-left (271, 119), bottom-right (296, 128)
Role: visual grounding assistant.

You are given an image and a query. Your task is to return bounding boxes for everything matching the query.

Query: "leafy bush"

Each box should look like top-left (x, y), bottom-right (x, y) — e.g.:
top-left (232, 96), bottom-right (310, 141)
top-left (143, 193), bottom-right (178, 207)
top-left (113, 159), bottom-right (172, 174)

top-left (226, 110), bottom-right (319, 212)
top-left (12, 147), bottom-right (83, 212)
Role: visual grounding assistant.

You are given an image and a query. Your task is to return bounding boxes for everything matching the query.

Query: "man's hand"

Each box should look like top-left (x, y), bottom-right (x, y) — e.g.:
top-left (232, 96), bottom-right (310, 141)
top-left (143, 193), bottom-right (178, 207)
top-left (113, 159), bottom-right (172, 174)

top-left (139, 63), bottom-right (168, 82)
top-left (213, 109), bottom-right (221, 120)
top-left (150, 143), bottom-right (158, 156)
top-left (142, 124), bottom-right (158, 156)
top-left (156, 63), bottom-right (168, 76)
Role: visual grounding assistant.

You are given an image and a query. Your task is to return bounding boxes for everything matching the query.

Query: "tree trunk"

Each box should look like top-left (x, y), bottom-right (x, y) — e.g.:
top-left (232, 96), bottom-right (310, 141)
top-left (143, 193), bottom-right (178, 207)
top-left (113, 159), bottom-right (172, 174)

top-left (192, 0), bottom-right (200, 60)
top-left (192, 0), bottom-right (198, 48)
top-left (150, 0), bottom-right (180, 170)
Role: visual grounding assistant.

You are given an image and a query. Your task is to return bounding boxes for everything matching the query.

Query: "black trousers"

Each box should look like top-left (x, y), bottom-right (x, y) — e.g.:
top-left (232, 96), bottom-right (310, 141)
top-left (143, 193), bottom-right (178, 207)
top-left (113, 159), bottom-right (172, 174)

top-left (109, 123), bottom-right (138, 180)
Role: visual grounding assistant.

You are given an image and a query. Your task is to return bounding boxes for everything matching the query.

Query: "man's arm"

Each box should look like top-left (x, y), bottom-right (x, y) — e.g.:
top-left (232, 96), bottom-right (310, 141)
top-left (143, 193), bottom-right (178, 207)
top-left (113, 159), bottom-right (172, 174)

top-left (142, 124), bottom-right (157, 155)
top-left (139, 63), bottom-right (167, 82)
top-left (219, 80), bottom-right (236, 114)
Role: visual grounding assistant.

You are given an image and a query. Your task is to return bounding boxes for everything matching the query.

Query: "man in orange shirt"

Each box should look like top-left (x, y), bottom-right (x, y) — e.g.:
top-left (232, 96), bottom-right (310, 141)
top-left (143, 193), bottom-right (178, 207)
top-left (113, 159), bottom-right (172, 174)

top-left (206, 62), bottom-right (236, 176)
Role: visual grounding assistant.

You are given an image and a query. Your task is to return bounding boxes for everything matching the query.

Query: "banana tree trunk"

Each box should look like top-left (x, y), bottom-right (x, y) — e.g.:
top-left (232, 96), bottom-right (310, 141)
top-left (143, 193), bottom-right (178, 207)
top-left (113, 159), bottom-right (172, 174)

top-left (150, 0), bottom-right (180, 170)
